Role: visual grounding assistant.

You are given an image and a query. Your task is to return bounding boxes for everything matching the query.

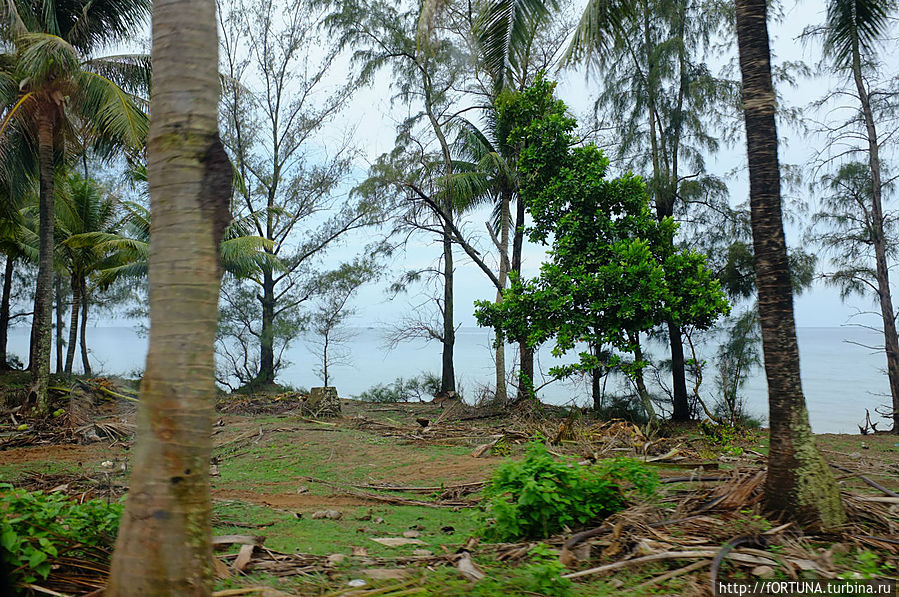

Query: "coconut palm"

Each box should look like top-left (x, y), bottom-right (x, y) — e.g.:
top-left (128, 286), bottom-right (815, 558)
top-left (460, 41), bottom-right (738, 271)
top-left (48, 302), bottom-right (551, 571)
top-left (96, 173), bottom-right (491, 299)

top-left (106, 0), bottom-right (227, 589)
top-left (0, 0), bottom-right (149, 412)
top-left (821, 0), bottom-right (899, 432)
top-left (734, 0), bottom-right (845, 528)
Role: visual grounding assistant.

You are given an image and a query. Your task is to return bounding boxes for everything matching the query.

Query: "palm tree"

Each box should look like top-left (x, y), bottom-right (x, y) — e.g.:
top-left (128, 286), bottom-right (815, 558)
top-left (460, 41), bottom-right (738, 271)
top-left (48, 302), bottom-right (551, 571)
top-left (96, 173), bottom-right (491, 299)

top-left (734, 0), bottom-right (844, 528)
top-left (451, 116), bottom-right (516, 402)
top-left (55, 173), bottom-right (117, 375)
top-left (106, 0), bottom-right (229, 591)
top-left (0, 0), bottom-right (149, 412)
top-left (820, 0), bottom-right (899, 432)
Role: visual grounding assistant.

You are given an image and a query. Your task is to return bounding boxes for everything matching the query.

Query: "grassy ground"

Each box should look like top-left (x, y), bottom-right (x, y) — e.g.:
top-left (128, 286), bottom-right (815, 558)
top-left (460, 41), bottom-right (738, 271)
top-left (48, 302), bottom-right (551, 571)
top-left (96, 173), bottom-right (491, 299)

top-left (1, 374), bottom-right (897, 596)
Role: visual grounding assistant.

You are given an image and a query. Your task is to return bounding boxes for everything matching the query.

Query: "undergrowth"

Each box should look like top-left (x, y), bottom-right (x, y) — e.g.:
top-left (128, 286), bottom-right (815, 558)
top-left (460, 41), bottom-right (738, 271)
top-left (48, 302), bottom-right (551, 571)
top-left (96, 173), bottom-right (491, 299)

top-left (481, 441), bottom-right (657, 541)
top-left (0, 485), bottom-right (122, 585)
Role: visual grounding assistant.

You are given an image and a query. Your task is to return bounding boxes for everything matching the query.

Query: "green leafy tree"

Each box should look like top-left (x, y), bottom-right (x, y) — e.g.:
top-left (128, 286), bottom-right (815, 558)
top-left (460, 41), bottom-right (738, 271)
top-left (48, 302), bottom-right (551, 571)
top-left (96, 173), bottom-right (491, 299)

top-left (475, 77), bottom-right (729, 418)
top-left (565, 0), bottom-right (737, 421)
top-left (0, 0), bottom-right (149, 412)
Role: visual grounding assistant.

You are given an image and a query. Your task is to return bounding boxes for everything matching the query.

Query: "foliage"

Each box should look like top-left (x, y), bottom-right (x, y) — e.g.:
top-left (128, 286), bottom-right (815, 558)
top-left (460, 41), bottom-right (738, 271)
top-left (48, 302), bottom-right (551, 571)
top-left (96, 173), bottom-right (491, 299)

top-left (481, 441), bottom-right (656, 541)
top-left (0, 485), bottom-right (122, 585)
top-left (475, 76), bottom-right (729, 384)
top-left (713, 309), bottom-right (762, 425)
top-left (355, 373), bottom-right (442, 403)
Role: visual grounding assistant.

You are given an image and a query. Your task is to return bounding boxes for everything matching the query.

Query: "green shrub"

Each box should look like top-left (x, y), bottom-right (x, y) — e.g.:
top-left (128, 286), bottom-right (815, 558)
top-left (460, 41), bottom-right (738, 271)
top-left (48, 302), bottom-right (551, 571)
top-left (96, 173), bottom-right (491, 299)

top-left (0, 485), bottom-right (123, 585)
top-left (355, 373), bottom-right (441, 403)
top-left (481, 442), bottom-right (656, 541)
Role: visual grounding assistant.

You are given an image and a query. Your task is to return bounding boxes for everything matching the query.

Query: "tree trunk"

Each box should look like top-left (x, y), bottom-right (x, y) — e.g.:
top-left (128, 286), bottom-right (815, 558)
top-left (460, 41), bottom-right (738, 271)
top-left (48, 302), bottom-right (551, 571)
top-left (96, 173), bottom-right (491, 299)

top-left (79, 281), bottom-right (91, 376)
top-left (65, 275), bottom-right (81, 375)
top-left (106, 0), bottom-right (231, 591)
top-left (0, 255), bottom-right (13, 369)
top-left (55, 277), bottom-right (64, 374)
top-left (257, 269), bottom-right (275, 387)
top-left (30, 108), bottom-right (57, 414)
top-left (735, 0), bottom-right (845, 529)
top-left (668, 321), bottom-right (690, 420)
top-left (494, 191), bottom-right (511, 403)
top-left (850, 36), bottom-right (899, 433)
top-left (632, 334), bottom-right (656, 422)
top-left (511, 195), bottom-right (533, 401)
top-left (440, 221), bottom-right (456, 394)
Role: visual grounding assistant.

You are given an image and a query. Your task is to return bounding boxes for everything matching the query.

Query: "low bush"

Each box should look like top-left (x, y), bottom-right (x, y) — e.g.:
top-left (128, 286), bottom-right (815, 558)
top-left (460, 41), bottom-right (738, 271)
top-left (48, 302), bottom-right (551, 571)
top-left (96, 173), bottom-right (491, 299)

top-left (355, 373), bottom-right (441, 403)
top-left (0, 485), bottom-right (123, 585)
top-left (481, 441), bottom-right (657, 541)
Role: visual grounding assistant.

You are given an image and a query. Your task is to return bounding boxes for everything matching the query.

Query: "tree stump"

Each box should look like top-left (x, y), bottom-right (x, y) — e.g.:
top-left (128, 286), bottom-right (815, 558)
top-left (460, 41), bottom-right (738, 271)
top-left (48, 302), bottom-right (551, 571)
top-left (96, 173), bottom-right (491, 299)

top-left (307, 387), bottom-right (340, 418)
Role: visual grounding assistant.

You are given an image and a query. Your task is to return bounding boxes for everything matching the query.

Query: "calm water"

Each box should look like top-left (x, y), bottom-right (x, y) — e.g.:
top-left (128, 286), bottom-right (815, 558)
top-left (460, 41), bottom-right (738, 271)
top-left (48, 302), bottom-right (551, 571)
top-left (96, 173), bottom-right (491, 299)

top-left (7, 324), bottom-right (891, 434)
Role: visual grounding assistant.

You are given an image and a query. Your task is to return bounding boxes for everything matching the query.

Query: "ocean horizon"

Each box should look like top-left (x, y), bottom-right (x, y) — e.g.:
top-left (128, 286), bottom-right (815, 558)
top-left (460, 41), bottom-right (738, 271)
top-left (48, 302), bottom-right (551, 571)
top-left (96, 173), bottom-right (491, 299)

top-left (6, 324), bottom-right (891, 434)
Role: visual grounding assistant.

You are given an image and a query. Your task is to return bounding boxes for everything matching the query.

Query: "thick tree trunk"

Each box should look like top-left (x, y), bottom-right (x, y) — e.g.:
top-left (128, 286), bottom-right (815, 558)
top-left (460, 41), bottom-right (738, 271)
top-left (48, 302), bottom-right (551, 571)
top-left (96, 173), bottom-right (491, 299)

top-left (65, 275), bottom-right (81, 375)
top-left (257, 270), bottom-right (275, 387)
top-left (735, 0), bottom-right (845, 529)
top-left (31, 109), bottom-right (57, 414)
top-left (851, 41), bottom-right (899, 433)
top-left (440, 223), bottom-right (456, 394)
top-left (0, 256), bottom-right (13, 369)
top-left (79, 283), bottom-right (91, 375)
top-left (107, 0), bottom-right (230, 591)
top-left (55, 277), bottom-right (64, 374)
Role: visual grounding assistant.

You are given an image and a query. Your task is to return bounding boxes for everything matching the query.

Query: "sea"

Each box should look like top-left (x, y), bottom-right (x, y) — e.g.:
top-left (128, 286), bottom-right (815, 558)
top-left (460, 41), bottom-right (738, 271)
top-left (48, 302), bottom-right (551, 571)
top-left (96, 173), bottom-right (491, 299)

top-left (5, 324), bottom-right (892, 434)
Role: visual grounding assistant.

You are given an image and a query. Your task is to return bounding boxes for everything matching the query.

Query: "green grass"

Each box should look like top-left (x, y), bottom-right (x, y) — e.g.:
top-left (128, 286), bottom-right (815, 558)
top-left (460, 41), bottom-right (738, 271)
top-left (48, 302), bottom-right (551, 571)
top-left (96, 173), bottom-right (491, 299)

top-left (213, 499), bottom-right (479, 558)
top-left (0, 460), bottom-right (85, 483)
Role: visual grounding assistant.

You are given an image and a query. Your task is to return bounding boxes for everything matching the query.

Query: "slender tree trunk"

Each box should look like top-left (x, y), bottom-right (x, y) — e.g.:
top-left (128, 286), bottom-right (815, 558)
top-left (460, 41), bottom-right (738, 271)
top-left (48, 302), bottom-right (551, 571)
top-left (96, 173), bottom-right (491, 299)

top-left (668, 321), bottom-right (690, 420)
top-left (323, 331), bottom-right (330, 387)
top-left (511, 196), bottom-right (533, 401)
top-left (31, 108), bottom-right (57, 414)
top-left (257, 270), bottom-right (275, 387)
top-left (80, 281), bottom-right (91, 375)
top-left (65, 275), bottom-right (81, 375)
top-left (107, 0), bottom-right (231, 590)
top-left (632, 334), bottom-right (656, 422)
top-left (55, 277), bottom-right (64, 374)
top-left (441, 221), bottom-right (456, 394)
top-left (0, 256), bottom-right (13, 369)
top-left (494, 191), bottom-right (511, 403)
top-left (735, 0), bottom-right (845, 528)
top-left (851, 40), bottom-right (899, 433)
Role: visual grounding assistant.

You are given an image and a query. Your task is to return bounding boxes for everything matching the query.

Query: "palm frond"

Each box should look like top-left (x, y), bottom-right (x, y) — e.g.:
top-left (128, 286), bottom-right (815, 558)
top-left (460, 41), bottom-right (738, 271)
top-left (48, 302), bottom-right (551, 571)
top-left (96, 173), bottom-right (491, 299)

top-left (82, 54), bottom-right (151, 97)
top-left (824, 0), bottom-right (896, 66)
top-left (18, 32), bottom-right (80, 85)
top-left (74, 69), bottom-right (148, 155)
top-left (563, 0), bottom-right (634, 66)
top-left (474, 0), bottom-right (557, 88)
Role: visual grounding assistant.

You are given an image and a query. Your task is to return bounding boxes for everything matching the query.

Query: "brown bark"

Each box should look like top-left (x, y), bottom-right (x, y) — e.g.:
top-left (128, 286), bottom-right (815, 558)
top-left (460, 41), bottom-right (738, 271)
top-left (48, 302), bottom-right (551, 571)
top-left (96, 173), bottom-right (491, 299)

top-left (849, 33), bottom-right (899, 433)
top-left (734, 0), bottom-right (845, 528)
top-left (79, 281), bottom-right (91, 375)
top-left (494, 190), bottom-right (511, 403)
top-left (65, 275), bottom-right (80, 375)
top-left (54, 277), bottom-right (64, 374)
top-left (107, 0), bottom-right (230, 592)
top-left (0, 255), bottom-right (12, 369)
top-left (441, 221), bottom-right (456, 394)
top-left (31, 108), bottom-right (57, 414)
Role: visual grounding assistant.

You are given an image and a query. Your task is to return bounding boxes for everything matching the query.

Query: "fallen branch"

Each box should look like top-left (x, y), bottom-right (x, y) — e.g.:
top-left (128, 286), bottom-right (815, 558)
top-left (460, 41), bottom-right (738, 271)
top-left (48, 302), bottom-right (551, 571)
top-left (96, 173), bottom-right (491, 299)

top-left (632, 559), bottom-right (710, 591)
top-left (830, 463), bottom-right (899, 497)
